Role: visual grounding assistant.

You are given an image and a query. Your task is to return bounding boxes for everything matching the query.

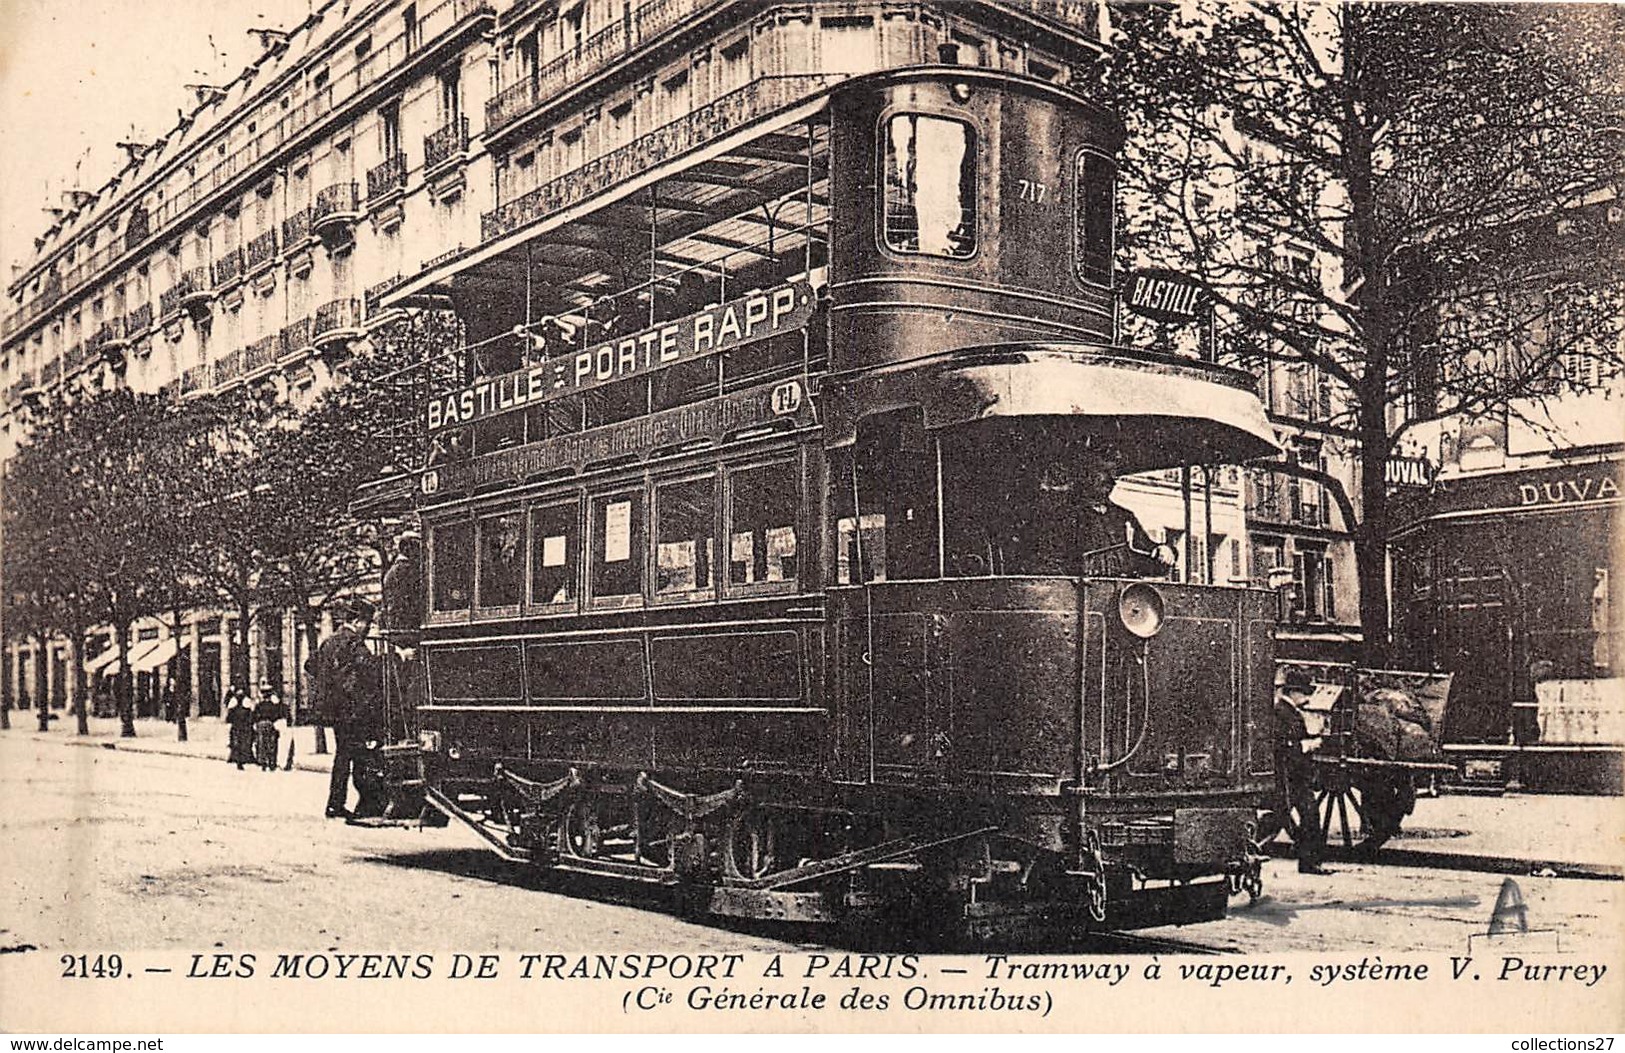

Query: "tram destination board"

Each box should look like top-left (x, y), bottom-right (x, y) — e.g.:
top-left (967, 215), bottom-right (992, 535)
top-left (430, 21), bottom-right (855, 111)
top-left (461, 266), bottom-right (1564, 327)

top-left (426, 281), bottom-right (814, 432)
top-left (421, 377), bottom-right (815, 496)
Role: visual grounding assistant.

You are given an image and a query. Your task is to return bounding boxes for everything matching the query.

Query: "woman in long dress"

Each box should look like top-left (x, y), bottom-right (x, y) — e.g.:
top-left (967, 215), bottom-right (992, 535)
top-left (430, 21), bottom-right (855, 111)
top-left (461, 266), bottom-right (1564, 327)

top-left (224, 687), bottom-right (256, 770)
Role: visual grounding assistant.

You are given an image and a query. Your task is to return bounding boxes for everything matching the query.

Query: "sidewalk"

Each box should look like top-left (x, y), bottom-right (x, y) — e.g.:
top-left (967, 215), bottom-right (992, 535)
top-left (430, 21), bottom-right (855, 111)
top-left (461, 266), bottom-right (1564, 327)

top-left (10, 712), bottom-right (334, 774)
top-left (8, 714), bottom-right (1621, 875)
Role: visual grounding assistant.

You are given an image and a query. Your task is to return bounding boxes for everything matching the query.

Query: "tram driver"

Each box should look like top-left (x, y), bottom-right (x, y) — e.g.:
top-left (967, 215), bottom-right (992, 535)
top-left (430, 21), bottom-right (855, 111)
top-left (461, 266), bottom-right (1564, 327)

top-left (1015, 446), bottom-right (1174, 579)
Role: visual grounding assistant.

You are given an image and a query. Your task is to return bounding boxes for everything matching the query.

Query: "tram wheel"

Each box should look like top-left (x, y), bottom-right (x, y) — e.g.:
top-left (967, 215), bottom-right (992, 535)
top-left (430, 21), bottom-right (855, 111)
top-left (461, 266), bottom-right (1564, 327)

top-left (724, 808), bottom-right (780, 881)
top-left (560, 800), bottom-right (602, 859)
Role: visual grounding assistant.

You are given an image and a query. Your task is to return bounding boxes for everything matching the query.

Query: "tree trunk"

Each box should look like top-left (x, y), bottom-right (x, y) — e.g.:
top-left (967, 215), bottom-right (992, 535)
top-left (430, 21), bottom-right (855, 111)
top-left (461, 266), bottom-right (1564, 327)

top-left (70, 631), bottom-right (88, 736)
top-left (1, 646), bottom-right (11, 730)
top-left (303, 614), bottom-right (328, 755)
top-left (32, 633), bottom-right (49, 732)
top-left (115, 620), bottom-right (136, 738)
top-left (235, 601), bottom-right (253, 693)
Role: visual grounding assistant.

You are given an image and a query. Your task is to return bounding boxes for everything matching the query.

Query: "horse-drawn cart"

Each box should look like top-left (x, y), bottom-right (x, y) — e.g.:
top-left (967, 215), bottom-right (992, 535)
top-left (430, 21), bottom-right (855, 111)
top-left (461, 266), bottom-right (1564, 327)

top-left (1266, 661), bottom-right (1456, 858)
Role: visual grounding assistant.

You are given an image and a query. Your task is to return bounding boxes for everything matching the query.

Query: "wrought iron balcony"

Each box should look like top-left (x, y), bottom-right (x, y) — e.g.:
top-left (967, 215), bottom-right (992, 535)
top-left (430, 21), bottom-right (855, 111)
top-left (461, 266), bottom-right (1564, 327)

top-left (65, 343), bottom-right (87, 372)
top-left (245, 334), bottom-right (278, 374)
top-left (313, 298), bottom-right (362, 345)
top-left (282, 207), bottom-right (313, 248)
top-left (212, 248), bottom-right (246, 287)
top-left (124, 302), bottom-right (154, 334)
top-left (367, 152), bottom-right (409, 199)
top-left (365, 276), bottom-right (405, 316)
top-left (482, 74), bottom-right (833, 244)
top-left (424, 116), bottom-right (470, 171)
top-left (312, 184), bottom-right (362, 244)
top-left (246, 229), bottom-right (280, 272)
top-left (41, 358), bottom-right (62, 387)
top-left (281, 316), bottom-right (314, 357)
top-left (212, 349), bottom-right (245, 387)
top-left (180, 364), bottom-right (207, 396)
top-left (485, 0), bottom-right (725, 137)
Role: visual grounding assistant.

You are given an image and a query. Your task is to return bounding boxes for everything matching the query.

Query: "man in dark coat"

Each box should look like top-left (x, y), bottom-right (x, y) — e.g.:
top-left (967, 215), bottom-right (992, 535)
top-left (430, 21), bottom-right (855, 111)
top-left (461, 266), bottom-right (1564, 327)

top-left (1274, 667), bottom-right (1331, 875)
top-left (314, 599), bottom-right (383, 819)
top-left (1017, 449), bottom-right (1174, 579)
top-left (380, 530), bottom-right (424, 648)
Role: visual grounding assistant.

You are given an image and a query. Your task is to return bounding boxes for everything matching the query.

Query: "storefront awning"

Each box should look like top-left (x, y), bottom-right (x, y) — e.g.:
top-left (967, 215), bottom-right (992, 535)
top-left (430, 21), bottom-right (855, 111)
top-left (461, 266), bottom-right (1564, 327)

top-left (130, 636), bottom-right (183, 674)
top-left (84, 644), bottom-right (121, 674)
top-left (826, 345), bottom-right (1280, 471)
top-left (98, 638), bottom-right (163, 678)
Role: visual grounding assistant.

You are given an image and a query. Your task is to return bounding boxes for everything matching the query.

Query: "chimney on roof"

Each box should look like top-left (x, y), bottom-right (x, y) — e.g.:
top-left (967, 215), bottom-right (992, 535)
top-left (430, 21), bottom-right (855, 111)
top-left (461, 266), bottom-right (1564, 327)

top-left (63, 190), bottom-right (96, 208)
top-left (248, 27), bottom-right (291, 52)
top-left (185, 84), bottom-right (228, 106)
top-left (116, 140), bottom-right (152, 163)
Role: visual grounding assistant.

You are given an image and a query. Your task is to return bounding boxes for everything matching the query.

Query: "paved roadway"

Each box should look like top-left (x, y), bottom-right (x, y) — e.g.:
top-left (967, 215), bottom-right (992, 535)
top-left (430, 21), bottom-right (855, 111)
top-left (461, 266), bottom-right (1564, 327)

top-left (0, 733), bottom-right (1620, 957)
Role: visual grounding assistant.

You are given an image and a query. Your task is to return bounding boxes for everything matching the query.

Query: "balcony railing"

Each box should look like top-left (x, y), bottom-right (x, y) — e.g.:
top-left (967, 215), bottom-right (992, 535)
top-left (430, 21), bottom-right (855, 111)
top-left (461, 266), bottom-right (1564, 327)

top-left (314, 298), bottom-right (362, 342)
top-left (282, 316), bottom-right (313, 356)
top-left (245, 335), bottom-right (278, 373)
top-left (367, 152), bottom-right (409, 198)
top-left (314, 182), bottom-right (361, 223)
top-left (482, 74), bottom-right (833, 244)
top-left (246, 229), bottom-right (280, 271)
top-left (282, 207), bottom-right (313, 247)
top-left (485, 0), bottom-right (725, 135)
top-left (423, 116), bottom-right (470, 171)
top-left (66, 342), bottom-right (88, 371)
top-left (365, 276), bottom-right (405, 315)
top-left (212, 248), bottom-right (246, 287)
top-left (180, 364), bottom-right (207, 395)
top-left (41, 358), bottom-right (62, 387)
top-left (212, 349), bottom-right (245, 387)
top-left (125, 302), bottom-right (154, 333)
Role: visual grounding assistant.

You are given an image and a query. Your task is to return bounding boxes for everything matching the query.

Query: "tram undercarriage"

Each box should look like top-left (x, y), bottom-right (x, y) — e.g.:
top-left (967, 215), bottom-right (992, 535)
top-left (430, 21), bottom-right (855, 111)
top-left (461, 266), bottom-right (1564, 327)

top-left (408, 763), bottom-right (1262, 936)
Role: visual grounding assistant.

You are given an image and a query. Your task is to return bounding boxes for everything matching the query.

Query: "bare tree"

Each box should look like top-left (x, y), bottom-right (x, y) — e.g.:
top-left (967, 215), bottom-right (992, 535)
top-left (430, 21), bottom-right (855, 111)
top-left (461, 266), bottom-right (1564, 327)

top-left (1108, 1), bottom-right (1625, 659)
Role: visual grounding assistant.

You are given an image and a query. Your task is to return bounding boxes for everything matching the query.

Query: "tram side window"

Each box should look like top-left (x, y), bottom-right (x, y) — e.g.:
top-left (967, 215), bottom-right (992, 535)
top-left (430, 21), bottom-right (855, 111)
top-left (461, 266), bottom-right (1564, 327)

top-left (1074, 150), bottom-right (1115, 286)
top-left (590, 490), bottom-right (645, 602)
top-left (831, 414), bottom-right (939, 584)
top-left (655, 476), bottom-right (716, 600)
top-left (529, 501), bottom-right (579, 607)
top-left (728, 460), bottom-right (799, 590)
top-left (476, 511), bottom-right (525, 610)
top-left (430, 520), bottom-right (473, 613)
top-left (883, 114), bottom-right (977, 259)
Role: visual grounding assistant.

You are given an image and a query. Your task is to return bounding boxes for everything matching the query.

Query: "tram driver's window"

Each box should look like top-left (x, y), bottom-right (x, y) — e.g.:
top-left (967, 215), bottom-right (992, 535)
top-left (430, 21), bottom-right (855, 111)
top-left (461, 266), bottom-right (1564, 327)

top-left (430, 520), bottom-right (473, 613)
top-left (883, 114), bottom-right (976, 258)
top-left (655, 476), bottom-right (716, 600)
top-left (728, 461), bottom-right (798, 590)
top-left (1074, 150), bottom-right (1115, 286)
top-left (529, 501), bottom-right (579, 607)
top-left (476, 511), bottom-right (525, 610)
top-left (832, 413), bottom-right (939, 584)
top-left (590, 490), bottom-right (645, 603)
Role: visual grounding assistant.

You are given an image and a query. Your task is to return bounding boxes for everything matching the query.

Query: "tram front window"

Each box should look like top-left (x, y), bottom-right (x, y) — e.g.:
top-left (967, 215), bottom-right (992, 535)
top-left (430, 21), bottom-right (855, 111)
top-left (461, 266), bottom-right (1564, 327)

top-left (883, 114), bottom-right (977, 259)
top-left (832, 413), bottom-right (939, 584)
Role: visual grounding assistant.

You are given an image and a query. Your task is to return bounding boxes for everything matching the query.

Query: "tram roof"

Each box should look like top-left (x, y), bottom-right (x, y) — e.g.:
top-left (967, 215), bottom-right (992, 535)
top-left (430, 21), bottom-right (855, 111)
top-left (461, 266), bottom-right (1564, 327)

top-left (825, 344), bottom-right (1281, 470)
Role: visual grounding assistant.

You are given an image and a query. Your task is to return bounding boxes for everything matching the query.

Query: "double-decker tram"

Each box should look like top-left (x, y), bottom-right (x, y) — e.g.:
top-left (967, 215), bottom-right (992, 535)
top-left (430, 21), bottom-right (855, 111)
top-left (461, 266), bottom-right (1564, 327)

top-left (388, 67), bottom-right (1282, 935)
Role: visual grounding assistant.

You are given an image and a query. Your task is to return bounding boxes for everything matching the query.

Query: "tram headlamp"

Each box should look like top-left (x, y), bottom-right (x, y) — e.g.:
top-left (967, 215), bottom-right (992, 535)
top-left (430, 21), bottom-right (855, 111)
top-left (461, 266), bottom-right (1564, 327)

top-left (419, 730), bottom-right (442, 753)
top-left (1118, 583), bottom-right (1166, 639)
top-left (951, 82), bottom-right (973, 103)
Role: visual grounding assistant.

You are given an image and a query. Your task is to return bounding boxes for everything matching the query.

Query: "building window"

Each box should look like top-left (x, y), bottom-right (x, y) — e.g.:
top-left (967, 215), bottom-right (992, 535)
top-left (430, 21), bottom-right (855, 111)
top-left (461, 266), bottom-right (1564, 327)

top-left (404, 5), bottom-right (419, 52)
top-left (439, 67), bottom-right (461, 124)
top-left (655, 475), bottom-right (716, 600)
top-left (590, 490), bottom-right (644, 602)
top-left (529, 500), bottom-right (579, 607)
top-left (882, 114), bottom-right (976, 259)
top-left (1074, 150), bottom-right (1115, 286)
top-left (380, 101), bottom-right (401, 157)
top-left (476, 511), bottom-right (525, 610)
top-left (727, 460), bottom-right (799, 590)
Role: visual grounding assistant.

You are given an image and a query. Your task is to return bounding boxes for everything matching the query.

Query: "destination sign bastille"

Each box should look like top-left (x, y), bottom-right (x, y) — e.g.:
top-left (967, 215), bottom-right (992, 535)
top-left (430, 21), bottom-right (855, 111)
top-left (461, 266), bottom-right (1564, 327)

top-left (426, 281), bottom-right (813, 432)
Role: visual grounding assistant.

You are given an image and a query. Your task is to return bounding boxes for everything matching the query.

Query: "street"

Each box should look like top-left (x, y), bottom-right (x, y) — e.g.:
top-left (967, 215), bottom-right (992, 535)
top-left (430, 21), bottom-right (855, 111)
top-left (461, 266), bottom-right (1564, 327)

top-left (0, 731), bottom-right (1620, 957)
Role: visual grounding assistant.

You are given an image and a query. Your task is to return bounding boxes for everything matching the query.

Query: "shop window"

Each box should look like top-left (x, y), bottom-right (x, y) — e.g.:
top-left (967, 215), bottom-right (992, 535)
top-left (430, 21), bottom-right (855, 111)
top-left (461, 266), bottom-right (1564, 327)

top-left (590, 489), bottom-right (645, 602)
top-left (1074, 150), bottom-right (1115, 286)
top-left (651, 631), bottom-right (800, 702)
top-left (529, 501), bottom-right (579, 607)
top-left (728, 460), bottom-right (799, 590)
top-left (431, 520), bottom-right (473, 612)
top-left (655, 475), bottom-right (716, 600)
top-left (883, 114), bottom-right (976, 259)
top-left (476, 511), bottom-right (525, 610)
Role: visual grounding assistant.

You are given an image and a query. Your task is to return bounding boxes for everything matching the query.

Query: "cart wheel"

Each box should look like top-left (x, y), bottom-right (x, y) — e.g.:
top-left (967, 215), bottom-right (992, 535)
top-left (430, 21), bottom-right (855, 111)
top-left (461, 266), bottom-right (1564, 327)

top-left (1315, 774), bottom-right (1404, 858)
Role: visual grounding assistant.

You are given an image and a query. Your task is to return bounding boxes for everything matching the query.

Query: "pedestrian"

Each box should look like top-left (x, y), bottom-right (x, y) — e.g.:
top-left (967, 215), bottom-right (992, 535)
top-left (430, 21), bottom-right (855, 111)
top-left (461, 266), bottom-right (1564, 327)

top-left (252, 679), bottom-right (289, 771)
top-left (1274, 667), bottom-right (1331, 875)
top-left (313, 599), bottom-right (385, 820)
top-left (223, 686), bottom-right (256, 771)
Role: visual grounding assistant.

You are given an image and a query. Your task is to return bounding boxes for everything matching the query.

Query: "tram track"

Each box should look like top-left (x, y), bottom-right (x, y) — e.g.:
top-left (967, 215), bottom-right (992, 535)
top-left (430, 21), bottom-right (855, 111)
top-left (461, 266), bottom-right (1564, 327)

top-left (1262, 841), bottom-right (1622, 882)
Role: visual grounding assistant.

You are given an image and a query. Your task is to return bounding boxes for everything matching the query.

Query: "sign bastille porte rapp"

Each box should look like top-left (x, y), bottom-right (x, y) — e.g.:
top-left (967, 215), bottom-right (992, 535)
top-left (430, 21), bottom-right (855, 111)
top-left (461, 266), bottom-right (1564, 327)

top-left (426, 282), bottom-right (814, 433)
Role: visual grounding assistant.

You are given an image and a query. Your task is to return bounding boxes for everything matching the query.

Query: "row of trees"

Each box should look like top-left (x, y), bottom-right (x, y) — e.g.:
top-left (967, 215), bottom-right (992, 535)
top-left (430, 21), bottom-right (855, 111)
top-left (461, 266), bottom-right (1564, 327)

top-left (0, 312), bottom-right (458, 736)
